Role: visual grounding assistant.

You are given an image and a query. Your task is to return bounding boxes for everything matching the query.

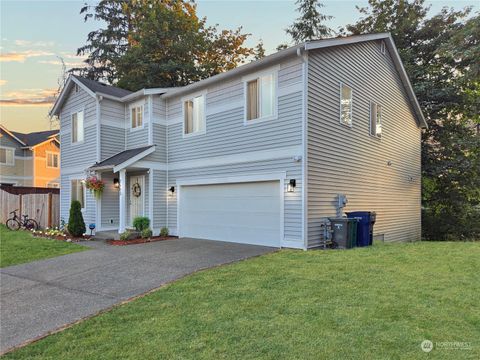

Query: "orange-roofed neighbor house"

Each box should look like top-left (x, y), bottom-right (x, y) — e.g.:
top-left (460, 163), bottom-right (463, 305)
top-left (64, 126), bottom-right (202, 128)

top-left (0, 125), bottom-right (60, 188)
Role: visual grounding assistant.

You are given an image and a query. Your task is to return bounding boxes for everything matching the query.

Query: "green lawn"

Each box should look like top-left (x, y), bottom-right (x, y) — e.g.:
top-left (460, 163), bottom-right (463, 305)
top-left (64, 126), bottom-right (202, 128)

top-left (0, 225), bottom-right (87, 268)
top-left (4, 241), bottom-right (480, 359)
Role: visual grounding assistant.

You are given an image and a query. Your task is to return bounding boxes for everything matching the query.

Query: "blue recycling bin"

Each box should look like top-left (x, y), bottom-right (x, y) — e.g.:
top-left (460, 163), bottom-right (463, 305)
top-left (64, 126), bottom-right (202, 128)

top-left (346, 211), bottom-right (376, 247)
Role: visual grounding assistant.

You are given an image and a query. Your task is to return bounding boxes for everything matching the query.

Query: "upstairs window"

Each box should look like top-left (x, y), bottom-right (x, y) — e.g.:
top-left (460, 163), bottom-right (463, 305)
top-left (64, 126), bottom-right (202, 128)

top-left (71, 110), bottom-right (84, 144)
top-left (246, 73), bottom-right (276, 122)
top-left (0, 147), bottom-right (14, 166)
top-left (380, 41), bottom-right (386, 55)
top-left (184, 94), bottom-right (205, 136)
top-left (46, 152), bottom-right (59, 168)
top-left (340, 84), bottom-right (353, 127)
top-left (130, 104), bottom-right (144, 129)
top-left (370, 102), bottom-right (382, 138)
top-left (71, 179), bottom-right (85, 209)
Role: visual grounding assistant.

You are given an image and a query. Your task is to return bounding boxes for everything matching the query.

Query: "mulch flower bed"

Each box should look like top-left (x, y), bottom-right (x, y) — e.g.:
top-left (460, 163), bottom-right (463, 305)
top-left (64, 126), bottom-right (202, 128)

top-left (108, 236), bottom-right (177, 246)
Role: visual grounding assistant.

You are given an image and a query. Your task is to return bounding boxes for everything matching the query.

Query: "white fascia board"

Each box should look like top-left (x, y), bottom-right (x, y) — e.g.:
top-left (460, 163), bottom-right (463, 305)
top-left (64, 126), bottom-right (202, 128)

top-left (113, 146), bottom-right (156, 173)
top-left (0, 125), bottom-right (27, 146)
top-left (304, 33), bottom-right (390, 51)
top-left (50, 75), bottom-right (96, 116)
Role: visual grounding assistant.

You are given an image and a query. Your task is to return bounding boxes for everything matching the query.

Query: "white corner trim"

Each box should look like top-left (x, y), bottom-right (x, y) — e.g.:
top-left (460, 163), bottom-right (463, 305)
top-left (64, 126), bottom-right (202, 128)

top-left (301, 51), bottom-right (309, 251)
top-left (148, 96), bottom-right (153, 145)
top-left (113, 146), bottom-right (156, 173)
top-left (96, 96), bottom-right (101, 162)
top-left (149, 168), bottom-right (154, 223)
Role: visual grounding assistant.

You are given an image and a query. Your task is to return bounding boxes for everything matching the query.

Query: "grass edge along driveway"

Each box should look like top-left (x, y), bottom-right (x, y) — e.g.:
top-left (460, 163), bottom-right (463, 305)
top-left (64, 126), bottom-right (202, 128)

top-left (4, 241), bottom-right (479, 359)
top-left (0, 225), bottom-right (87, 268)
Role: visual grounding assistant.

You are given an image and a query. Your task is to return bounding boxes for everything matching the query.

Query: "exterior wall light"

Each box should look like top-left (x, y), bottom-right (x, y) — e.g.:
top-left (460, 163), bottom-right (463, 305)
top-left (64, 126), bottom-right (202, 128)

top-left (113, 178), bottom-right (120, 188)
top-left (169, 186), bottom-right (175, 195)
top-left (287, 179), bottom-right (296, 192)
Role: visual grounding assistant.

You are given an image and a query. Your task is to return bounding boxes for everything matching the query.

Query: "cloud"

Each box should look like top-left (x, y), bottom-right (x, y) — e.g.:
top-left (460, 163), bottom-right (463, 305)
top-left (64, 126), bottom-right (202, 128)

top-left (14, 40), bottom-right (55, 47)
top-left (0, 80), bottom-right (6, 86)
top-left (0, 88), bottom-right (57, 106)
top-left (39, 59), bottom-right (86, 68)
top-left (0, 50), bottom-right (54, 62)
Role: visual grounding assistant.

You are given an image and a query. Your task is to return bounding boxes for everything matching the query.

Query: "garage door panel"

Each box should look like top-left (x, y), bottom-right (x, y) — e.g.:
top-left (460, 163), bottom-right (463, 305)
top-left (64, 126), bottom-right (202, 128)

top-left (179, 181), bottom-right (281, 247)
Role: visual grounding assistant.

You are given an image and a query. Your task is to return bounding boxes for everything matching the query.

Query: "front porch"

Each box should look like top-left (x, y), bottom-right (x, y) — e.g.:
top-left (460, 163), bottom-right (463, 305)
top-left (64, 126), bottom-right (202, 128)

top-left (88, 145), bottom-right (161, 235)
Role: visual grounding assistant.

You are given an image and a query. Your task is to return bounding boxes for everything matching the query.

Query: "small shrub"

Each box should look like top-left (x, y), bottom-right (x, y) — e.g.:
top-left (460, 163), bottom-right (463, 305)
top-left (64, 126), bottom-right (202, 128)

top-left (119, 230), bottom-right (133, 241)
top-left (68, 200), bottom-right (86, 237)
top-left (133, 217), bottom-right (150, 232)
top-left (141, 228), bottom-right (153, 239)
top-left (160, 227), bottom-right (169, 237)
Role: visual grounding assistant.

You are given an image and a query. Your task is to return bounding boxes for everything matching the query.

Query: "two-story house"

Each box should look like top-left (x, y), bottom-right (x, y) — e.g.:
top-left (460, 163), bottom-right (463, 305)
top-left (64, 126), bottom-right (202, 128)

top-left (0, 125), bottom-right (60, 188)
top-left (51, 33), bottom-right (426, 249)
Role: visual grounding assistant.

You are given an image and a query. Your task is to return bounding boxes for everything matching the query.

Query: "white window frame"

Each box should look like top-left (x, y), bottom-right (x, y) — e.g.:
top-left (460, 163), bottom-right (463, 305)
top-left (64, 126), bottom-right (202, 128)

top-left (47, 182), bottom-right (60, 188)
top-left (243, 66), bottom-right (279, 125)
top-left (182, 91), bottom-right (207, 138)
top-left (0, 146), bottom-right (15, 166)
top-left (71, 109), bottom-right (85, 145)
top-left (129, 100), bottom-right (145, 131)
top-left (46, 151), bottom-right (60, 168)
top-left (339, 83), bottom-right (353, 127)
top-left (369, 101), bottom-right (383, 139)
top-left (71, 179), bottom-right (86, 211)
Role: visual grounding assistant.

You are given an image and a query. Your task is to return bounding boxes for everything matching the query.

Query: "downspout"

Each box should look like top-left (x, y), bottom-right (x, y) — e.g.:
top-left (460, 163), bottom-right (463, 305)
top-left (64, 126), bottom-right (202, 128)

top-left (298, 45), bottom-right (309, 250)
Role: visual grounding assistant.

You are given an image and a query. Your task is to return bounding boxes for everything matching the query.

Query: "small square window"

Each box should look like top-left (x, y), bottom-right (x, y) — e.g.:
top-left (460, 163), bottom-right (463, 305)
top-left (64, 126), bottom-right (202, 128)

top-left (340, 84), bottom-right (353, 127)
top-left (370, 102), bottom-right (382, 138)
top-left (184, 95), bottom-right (205, 135)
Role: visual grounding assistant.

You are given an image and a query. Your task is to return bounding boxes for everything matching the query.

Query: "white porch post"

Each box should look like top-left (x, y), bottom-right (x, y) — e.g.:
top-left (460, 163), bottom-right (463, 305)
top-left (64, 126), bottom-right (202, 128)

top-left (118, 169), bottom-right (127, 234)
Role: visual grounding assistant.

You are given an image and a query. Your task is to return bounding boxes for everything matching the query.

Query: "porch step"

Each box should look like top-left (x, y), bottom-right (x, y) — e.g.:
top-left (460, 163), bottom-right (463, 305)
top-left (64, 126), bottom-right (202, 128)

top-left (94, 230), bottom-right (120, 241)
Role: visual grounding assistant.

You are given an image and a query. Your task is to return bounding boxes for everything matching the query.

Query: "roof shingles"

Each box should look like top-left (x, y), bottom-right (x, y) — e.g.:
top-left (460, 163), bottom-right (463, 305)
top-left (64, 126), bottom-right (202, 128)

top-left (89, 145), bottom-right (155, 169)
top-left (10, 130), bottom-right (58, 147)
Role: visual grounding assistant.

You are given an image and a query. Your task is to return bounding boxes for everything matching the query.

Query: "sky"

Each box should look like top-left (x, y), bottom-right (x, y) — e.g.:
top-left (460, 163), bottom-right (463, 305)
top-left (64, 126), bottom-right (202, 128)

top-left (0, 0), bottom-right (476, 133)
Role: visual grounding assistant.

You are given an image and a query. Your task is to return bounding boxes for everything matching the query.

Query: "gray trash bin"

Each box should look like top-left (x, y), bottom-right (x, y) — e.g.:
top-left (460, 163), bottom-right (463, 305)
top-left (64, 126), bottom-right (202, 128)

top-left (329, 218), bottom-right (349, 248)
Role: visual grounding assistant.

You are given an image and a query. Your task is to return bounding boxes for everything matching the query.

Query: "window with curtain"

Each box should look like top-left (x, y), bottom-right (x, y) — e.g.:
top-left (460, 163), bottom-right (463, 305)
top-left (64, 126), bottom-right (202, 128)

top-left (131, 105), bottom-right (143, 129)
top-left (47, 152), bottom-right (59, 168)
top-left (184, 95), bottom-right (205, 135)
top-left (246, 73), bottom-right (275, 121)
top-left (71, 179), bottom-right (85, 209)
top-left (370, 102), bottom-right (382, 138)
top-left (71, 110), bottom-right (84, 143)
top-left (340, 84), bottom-right (353, 126)
top-left (0, 147), bottom-right (14, 165)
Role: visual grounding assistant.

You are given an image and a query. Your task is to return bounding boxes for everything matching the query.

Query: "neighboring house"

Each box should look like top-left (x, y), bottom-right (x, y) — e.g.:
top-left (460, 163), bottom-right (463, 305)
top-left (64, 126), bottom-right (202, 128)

top-left (51, 33), bottom-right (426, 249)
top-left (0, 126), bottom-right (60, 188)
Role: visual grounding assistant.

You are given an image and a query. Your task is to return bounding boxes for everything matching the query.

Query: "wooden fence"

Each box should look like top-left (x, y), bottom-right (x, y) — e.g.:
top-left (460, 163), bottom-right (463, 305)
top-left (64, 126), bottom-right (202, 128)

top-left (0, 189), bottom-right (60, 229)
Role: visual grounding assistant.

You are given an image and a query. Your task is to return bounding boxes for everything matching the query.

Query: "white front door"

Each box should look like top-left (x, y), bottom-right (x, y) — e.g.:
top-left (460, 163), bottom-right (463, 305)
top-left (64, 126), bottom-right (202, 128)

top-left (129, 175), bottom-right (145, 225)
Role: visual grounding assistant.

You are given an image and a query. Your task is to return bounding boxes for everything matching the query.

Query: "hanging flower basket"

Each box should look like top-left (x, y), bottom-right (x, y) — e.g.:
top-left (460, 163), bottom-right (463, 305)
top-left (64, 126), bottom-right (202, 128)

top-left (85, 176), bottom-right (105, 199)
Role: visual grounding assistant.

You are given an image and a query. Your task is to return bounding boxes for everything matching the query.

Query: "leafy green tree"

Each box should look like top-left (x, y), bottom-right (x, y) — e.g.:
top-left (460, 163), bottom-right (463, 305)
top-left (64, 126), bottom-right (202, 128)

top-left (345, 0), bottom-right (480, 239)
top-left (286, 0), bottom-right (333, 43)
top-left (75, 0), bottom-right (255, 90)
top-left (68, 200), bottom-right (86, 237)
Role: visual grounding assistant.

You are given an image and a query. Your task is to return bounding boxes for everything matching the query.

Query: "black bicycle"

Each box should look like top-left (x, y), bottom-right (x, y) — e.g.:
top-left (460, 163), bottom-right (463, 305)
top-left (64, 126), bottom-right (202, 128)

top-left (6, 209), bottom-right (39, 231)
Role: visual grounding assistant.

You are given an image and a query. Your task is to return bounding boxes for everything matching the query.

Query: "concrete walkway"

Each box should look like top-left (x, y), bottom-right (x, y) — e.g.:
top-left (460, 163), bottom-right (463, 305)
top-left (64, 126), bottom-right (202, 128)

top-left (0, 238), bottom-right (274, 353)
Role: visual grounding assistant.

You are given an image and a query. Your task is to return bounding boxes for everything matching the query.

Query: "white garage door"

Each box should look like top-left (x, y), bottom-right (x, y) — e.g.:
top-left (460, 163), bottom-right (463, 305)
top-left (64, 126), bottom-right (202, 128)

top-left (179, 181), bottom-right (281, 247)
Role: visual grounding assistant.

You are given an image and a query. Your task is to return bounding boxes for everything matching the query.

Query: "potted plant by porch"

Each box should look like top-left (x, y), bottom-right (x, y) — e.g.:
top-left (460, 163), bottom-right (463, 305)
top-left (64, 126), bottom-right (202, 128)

top-left (85, 176), bottom-right (105, 199)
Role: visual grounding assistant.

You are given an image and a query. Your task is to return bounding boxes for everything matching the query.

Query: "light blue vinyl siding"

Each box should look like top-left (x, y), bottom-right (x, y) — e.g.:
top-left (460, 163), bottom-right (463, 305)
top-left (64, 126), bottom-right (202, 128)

top-left (101, 171), bottom-right (119, 227)
top-left (101, 125), bottom-right (125, 160)
top-left (152, 169), bottom-right (167, 231)
top-left (306, 40), bottom-right (421, 247)
top-left (59, 86), bottom-right (97, 169)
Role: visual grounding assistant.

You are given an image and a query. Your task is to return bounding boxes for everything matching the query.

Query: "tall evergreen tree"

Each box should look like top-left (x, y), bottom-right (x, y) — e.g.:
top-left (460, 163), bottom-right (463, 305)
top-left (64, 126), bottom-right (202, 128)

top-left (286, 0), bottom-right (333, 43)
top-left (75, 0), bottom-right (255, 89)
top-left (345, 0), bottom-right (480, 239)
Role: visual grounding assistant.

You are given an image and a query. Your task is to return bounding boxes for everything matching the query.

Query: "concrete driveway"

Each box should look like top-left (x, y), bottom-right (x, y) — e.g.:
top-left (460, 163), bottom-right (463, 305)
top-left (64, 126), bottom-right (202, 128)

top-left (0, 238), bottom-right (275, 353)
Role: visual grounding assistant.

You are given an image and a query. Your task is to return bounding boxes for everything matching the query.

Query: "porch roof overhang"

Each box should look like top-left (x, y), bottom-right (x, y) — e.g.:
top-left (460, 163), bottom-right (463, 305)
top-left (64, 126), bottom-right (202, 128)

top-left (88, 145), bottom-right (155, 173)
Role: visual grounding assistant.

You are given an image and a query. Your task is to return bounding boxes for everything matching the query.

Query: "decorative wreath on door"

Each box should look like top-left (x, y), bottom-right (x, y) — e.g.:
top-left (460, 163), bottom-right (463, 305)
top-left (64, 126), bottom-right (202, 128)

top-left (132, 182), bottom-right (142, 197)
